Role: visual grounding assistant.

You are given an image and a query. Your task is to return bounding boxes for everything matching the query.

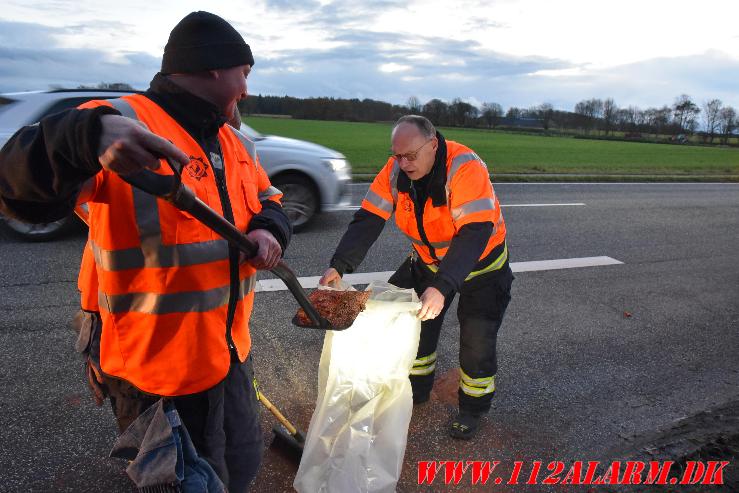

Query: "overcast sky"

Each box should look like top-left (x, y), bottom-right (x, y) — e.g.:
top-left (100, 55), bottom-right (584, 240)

top-left (1, 0), bottom-right (738, 112)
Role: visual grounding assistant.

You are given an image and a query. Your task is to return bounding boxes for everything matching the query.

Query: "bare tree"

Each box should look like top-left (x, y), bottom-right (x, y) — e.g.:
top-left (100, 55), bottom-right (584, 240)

top-left (505, 106), bottom-right (522, 120)
top-left (718, 106), bottom-right (736, 144)
top-left (574, 98), bottom-right (604, 134)
top-left (601, 98), bottom-right (618, 136)
top-left (618, 106), bottom-right (644, 133)
top-left (645, 106), bottom-right (672, 139)
top-left (406, 96), bottom-right (422, 113)
top-left (673, 94), bottom-right (700, 134)
top-left (702, 99), bottom-right (723, 143)
top-left (538, 103), bottom-right (554, 130)
top-left (481, 102), bottom-right (503, 128)
top-left (422, 99), bottom-right (448, 126)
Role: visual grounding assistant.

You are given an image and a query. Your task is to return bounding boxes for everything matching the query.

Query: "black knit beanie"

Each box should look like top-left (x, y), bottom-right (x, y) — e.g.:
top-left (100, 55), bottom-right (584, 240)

top-left (161, 11), bottom-right (254, 74)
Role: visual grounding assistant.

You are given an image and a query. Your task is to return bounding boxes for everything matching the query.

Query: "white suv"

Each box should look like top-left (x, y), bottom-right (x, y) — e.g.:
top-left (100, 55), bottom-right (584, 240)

top-left (0, 89), bottom-right (352, 240)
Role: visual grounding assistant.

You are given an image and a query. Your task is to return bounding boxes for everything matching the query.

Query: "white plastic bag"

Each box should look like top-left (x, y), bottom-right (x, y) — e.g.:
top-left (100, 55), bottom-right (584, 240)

top-left (294, 281), bottom-right (422, 493)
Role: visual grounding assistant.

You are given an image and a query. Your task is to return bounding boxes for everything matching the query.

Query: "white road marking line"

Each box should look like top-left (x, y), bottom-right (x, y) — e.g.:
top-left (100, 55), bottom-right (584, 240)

top-left (334, 203), bottom-right (585, 212)
top-left (502, 203), bottom-right (585, 207)
top-left (255, 256), bottom-right (623, 292)
top-left (512, 256), bottom-right (623, 272)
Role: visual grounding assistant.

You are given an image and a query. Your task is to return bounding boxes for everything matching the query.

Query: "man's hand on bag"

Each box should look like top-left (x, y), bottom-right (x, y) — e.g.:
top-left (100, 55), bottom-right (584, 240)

top-left (319, 267), bottom-right (342, 287)
top-left (98, 114), bottom-right (189, 175)
top-left (243, 229), bottom-right (282, 270)
top-left (418, 287), bottom-right (445, 321)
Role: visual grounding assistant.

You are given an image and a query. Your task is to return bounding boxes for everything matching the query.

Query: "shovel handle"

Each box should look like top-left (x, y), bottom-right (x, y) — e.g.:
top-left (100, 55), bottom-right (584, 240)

top-left (173, 186), bottom-right (332, 329)
top-left (257, 392), bottom-right (297, 435)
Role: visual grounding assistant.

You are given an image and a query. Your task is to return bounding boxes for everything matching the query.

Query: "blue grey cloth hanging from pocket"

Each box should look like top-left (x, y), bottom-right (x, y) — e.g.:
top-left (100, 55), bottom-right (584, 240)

top-left (110, 398), bottom-right (225, 493)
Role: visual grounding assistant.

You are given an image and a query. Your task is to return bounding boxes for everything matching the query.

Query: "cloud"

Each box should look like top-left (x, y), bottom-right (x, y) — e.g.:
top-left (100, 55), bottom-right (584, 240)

top-left (0, 20), bottom-right (158, 92)
top-left (1, 16), bottom-right (737, 114)
top-left (513, 51), bottom-right (739, 110)
top-left (247, 27), bottom-right (571, 105)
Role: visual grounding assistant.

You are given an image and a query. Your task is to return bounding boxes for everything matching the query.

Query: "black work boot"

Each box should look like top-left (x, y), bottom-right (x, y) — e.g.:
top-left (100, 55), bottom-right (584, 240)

top-left (449, 411), bottom-right (481, 440)
top-left (410, 374), bottom-right (433, 405)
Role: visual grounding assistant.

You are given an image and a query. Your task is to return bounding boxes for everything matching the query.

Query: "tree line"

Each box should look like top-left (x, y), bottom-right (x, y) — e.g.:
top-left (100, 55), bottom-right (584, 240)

top-left (78, 83), bottom-right (736, 144)
top-left (240, 93), bottom-right (737, 145)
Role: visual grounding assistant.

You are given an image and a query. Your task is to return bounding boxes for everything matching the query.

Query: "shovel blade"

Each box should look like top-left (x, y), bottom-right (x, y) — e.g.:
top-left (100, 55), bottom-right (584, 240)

top-left (293, 290), bottom-right (370, 330)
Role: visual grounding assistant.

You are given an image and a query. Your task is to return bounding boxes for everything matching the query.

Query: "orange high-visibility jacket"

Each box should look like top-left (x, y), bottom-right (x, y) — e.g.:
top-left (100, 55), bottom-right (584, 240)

top-left (362, 140), bottom-right (506, 266)
top-left (76, 94), bottom-right (281, 396)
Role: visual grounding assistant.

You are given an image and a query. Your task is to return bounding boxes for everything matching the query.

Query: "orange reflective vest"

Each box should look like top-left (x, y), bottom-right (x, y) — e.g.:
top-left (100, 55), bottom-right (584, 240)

top-left (362, 140), bottom-right (506, 267)
top-left (76, 95), bottom-right (282, 396)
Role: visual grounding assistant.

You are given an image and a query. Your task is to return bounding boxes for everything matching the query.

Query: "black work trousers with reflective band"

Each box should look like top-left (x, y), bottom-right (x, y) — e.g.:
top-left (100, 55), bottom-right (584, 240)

top-left (389, 254), bottom-right (513, 415)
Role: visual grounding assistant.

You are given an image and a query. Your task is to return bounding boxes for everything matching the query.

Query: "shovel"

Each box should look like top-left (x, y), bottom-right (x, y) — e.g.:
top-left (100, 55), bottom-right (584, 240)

top-left (120, 157), bottom-right (365, 331)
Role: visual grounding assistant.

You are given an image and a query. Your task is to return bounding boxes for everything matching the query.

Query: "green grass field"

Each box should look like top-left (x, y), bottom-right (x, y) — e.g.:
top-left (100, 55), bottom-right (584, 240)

top-left (244, 116), bottom-right (739, 178)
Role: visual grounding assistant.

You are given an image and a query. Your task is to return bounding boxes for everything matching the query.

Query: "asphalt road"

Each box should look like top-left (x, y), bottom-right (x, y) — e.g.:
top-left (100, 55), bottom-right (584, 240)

top-left (1, 182), bottom-right (737, 492)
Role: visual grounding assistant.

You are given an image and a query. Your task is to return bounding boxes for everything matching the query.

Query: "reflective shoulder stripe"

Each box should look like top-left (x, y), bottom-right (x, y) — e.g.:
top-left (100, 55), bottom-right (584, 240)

top-left (451, 197), bottom-right (496, 222)
top-left (258, 186), bottom-right (282, 202)
top-left (228, 126), bottom-right (258, 163)
top-left (459, 370), bottom-right (495, 397)
top-left (445, 151), bottom-right (486, 204)
top-left (108, 97), bottom-right (137, 119)
top-left (364, 188), bottom-right (394, 214)
top-left (101, 275), bottom-right (255, 315)
top-left (448, 152), bottom-right (482, 182)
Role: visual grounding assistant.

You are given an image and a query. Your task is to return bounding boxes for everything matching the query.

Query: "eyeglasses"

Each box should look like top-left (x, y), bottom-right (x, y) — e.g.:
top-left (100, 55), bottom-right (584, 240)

top-left (391, 139), bottom-right (432, 162)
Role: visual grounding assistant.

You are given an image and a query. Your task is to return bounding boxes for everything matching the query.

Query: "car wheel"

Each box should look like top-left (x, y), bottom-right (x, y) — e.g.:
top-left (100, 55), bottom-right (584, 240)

top-left (272, 174), bottom-right (318, 232)
top-left (1, 214), bottom-right (81, 242)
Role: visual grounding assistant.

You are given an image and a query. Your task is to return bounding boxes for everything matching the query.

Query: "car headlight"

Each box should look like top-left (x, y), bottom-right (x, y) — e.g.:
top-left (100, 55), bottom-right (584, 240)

top-left (323, 158), bottom-right (348, 172)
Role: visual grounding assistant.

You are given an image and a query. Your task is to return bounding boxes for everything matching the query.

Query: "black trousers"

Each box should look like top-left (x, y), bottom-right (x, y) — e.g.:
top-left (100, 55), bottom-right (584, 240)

top-left (389, 255), bottom-right (513, 414)
top-left (85, 313), bottom-right (263, 493)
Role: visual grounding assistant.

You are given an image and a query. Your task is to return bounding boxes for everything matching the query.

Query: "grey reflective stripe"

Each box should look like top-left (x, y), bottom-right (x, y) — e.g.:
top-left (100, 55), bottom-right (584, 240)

top-left (229, 126), bottom-right (258, 163)
top-left (102, 275), bottom-right (255, 315)
top-left (402, 231), bottom-right (450, 249)
top-left (389, 160), bottom-right (400, 206)
top-left (132, 187), bottom-right (164, 262)
top-left (92, 98), bottom-right (233, 272)
top-left (448, 152), bottom-right (480, 181)
top-left (108, 97), bottom-right (137, 119)
top-left (105, 101), bottom-right (169, 263)
top-left (258, 186), bottom-right (282, 201)
top-left (445, 152), bottom-right (488, 201)
top-left (363, 188), bottom-right (393, 214)
top-left (410, 352), bottom-right (437, 376)
top-left (91, 239), bottom-right (230, 271)
top-left (451, 198), bottom-right (496, 221)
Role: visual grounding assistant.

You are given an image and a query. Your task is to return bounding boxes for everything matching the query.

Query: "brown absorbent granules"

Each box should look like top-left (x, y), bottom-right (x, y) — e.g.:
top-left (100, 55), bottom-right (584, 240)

top-left (295, 289), bottom-right (371, 329)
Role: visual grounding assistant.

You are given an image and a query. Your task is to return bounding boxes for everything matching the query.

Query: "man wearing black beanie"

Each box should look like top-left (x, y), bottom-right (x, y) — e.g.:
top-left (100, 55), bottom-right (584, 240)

top-left (0, 11), bottom-right (291, 493)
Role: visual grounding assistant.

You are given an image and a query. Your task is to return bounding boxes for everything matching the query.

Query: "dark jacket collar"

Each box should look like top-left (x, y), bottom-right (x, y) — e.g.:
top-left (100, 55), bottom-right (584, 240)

top-left (144, 73), bottom-right (228, 142)
top-left (397, 131), bottom-right (448, 207)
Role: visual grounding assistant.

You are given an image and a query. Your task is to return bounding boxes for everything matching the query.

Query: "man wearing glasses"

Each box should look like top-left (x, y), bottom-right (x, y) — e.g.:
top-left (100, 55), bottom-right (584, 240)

top-left (320, 115), bottom-right (513, 439)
